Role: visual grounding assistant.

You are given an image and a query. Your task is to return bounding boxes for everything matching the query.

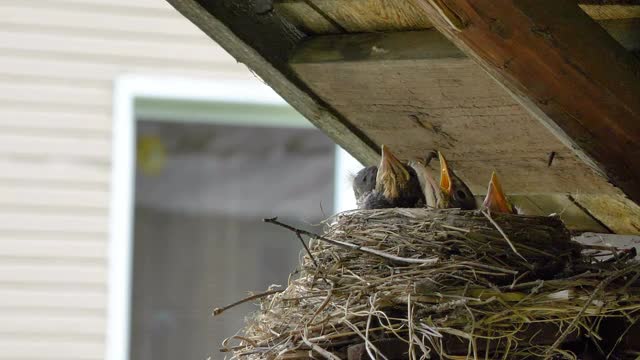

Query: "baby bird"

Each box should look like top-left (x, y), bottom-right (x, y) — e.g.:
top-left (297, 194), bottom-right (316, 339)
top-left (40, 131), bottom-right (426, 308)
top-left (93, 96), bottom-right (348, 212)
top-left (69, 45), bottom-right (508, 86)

top-left (482, 171), bottom-right (516, 214)
top-left (354, 146), bottom-right (479, 210)
top-left (353, 146), bottom-right (424, 209)
top-left (406, 158), bottom-right (444, 209)
top-left (437, 152), bottom-right (477, 210)
top-left (353, 147), bottom-right (515, 214)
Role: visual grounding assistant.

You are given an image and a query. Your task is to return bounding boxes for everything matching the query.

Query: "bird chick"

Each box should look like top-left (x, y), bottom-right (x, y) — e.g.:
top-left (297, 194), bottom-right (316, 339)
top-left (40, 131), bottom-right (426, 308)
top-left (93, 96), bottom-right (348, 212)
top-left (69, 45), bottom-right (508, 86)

top-left (482, 171), bottom-right (516, 214)
top-left (353, 145), bottom-right (424, 209)
top-left (352, 165), bottom-right (377, 200)
top-left (406, 158), bottom-right (444, 209)
top-left (437, 152), bottom-right (477, 210)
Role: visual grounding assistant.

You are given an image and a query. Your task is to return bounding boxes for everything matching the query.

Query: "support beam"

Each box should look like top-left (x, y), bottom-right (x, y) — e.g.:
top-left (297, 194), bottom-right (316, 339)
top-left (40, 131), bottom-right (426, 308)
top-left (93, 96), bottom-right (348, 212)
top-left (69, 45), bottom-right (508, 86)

top-left (274, 0), bottom-right (640, 53)
top-left (290, 30), bottom-right (624, 196)
top-left (414, 0), bottom-right (640, 204)
top-left (164, 0), bottom-right (380, 165)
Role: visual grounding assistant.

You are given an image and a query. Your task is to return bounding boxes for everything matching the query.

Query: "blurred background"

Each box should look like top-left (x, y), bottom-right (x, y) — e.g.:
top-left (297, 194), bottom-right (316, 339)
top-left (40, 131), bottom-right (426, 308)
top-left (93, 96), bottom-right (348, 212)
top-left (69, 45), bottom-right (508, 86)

top-left (0, 1), bottom-right (361, 359)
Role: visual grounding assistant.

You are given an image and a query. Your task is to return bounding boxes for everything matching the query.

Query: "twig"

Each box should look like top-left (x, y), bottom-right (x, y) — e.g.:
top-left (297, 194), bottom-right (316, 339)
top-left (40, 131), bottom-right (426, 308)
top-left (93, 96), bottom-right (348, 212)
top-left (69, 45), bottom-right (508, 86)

top-left (264, 217), bottom-right (439, 265)
top-left (481, 210), bottom-right (528, 263)
top-left (302, 334), bottom-right (343, 360)
top-left (212, 289), bottom-right (283, 316)
top-left (263, 217), bottom-right (320, 268)
top-left (307, 287), bottom-right (333, 326)
top-left (297, 232), bottom-right (319, 268)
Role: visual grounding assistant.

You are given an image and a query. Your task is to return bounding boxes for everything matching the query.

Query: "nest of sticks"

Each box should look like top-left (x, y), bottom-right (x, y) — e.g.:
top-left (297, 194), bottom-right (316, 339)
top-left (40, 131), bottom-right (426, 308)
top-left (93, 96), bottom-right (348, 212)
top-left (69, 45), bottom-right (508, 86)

top-left (220, 209), bottom-right (640, 359)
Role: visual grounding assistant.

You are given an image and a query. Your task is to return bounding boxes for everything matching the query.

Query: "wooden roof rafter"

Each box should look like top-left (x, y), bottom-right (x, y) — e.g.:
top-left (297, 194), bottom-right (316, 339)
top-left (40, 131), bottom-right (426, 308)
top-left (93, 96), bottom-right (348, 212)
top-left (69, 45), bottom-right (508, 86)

top-left (411, 0), bottom-right (640, 203)
top-left (166, 0), bottom-right (640, 233)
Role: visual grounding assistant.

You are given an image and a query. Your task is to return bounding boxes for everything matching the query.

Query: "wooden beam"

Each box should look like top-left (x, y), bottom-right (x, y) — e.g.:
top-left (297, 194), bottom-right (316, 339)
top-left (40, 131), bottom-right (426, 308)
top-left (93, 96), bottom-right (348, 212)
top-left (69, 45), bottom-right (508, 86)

top-left (579, 4), bottom-right (640, 20)
top-left (164, 0), bottom-right (380, 165)
top-left (275, 0), bottom-right (433, 33)
top-left (598, 18), bottom-right (640, 51)
top-left (274, 0), bottom-right (640, 50)
top-left (290, 30), bottom-right (640, 233)
top-left (290, 30), bottom-right (624, 195)
top-left (413, 0), bottom-right (640, 204)
top-left (573, 194), bottom-right (640, 234)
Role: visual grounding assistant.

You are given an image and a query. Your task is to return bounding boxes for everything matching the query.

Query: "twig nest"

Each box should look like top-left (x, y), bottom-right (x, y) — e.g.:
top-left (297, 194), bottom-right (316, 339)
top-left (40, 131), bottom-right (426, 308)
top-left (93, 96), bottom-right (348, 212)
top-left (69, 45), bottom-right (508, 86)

top-left (224, 209), bottom-right (640, 359)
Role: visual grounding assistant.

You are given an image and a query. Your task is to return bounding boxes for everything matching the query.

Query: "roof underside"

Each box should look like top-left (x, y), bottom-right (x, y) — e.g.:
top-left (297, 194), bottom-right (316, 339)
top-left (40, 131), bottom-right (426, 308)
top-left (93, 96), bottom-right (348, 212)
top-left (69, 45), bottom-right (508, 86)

top-left (165, 0), bottom-right (640, 234)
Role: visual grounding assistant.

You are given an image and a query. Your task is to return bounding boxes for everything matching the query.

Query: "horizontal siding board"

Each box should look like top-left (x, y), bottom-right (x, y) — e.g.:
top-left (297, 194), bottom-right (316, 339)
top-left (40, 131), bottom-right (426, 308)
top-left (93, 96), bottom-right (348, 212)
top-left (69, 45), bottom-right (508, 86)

top-left (1, 4), bottom-right (205, 38)
top-left (0, 312), bottom-right (105, 336)
top-left (0, 99), bottom-right (109, 113)
top-left (0, 134), bottom-right (110, 160)
top-left (0, 81), bottom-right (110, 108)
top-left (0, 47), bottom-right (230, 71)
top-left (0, 160), bottom-right (109, 186)
top-left (0, 186), bottom-right (108, 209)
top-left (37, 0), bottom-right (170, 8)
top-left (0, 232), bottom-right (106, 243)
top-left (0, 30), bottom-right (234, 65)
top-left (0, 0), bottom-right (263, 357)
top-left (0, 54), bottom-right (250, 84)
top-left (0, 108), bottom-right (111, 133)
top-left (28, 0), bottom-right (175, 14)
top-left (0, 338), bottom-right (103, 359)
top-left (0, 239), bottom-right (106, 259)
top-left (0, 288), bottom-right (105, 310)
top-left (0, 263), bottom-right (106, 285)
top-left (0, 213), bottom-right (108, 234)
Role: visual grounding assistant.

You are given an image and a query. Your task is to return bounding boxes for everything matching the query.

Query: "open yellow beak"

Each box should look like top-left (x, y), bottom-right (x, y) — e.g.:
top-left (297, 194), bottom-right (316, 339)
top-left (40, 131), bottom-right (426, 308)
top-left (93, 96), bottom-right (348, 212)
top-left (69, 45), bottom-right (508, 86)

top-left (438, 151), bottom-right (453, 196)
top-left (376, 145), bottom-right (409, 200)
top-left (482, 172), bottom-right (514, 214)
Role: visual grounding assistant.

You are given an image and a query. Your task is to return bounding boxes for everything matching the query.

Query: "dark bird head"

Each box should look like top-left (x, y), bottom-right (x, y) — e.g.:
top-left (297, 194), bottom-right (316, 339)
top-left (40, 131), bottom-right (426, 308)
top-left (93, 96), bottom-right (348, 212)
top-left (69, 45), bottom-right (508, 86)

top-left (482, 171), bottom-right (516, 214)
top-left (352, 166), bottom-right (377, 200)
top-left (353, 145), bottom-right (424, 209)
top-left (438, 152), bottom-right (477, 210)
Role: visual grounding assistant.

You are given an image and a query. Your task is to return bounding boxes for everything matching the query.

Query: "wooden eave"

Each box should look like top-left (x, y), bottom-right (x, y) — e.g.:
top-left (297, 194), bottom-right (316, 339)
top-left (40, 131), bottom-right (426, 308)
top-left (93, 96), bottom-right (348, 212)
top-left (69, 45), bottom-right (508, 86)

top-left (166, 0), bottom-right (640, 234)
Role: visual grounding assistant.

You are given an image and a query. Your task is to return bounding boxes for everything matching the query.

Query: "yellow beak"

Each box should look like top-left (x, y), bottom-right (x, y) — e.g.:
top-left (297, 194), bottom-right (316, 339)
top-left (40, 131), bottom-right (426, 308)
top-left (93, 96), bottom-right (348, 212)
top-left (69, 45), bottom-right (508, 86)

top-left (482, 172), bottom-right (514, 214)
top-left (438, 151), bottom-right (453, 197)
top-left (376, 145), bottom-right (409, 200)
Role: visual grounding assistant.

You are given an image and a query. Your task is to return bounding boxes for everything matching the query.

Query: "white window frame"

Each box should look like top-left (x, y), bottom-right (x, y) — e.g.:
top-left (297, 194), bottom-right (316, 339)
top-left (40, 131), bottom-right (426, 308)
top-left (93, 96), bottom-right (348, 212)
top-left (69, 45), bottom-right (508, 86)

top-left (106, 75), bottom-right (359, 360)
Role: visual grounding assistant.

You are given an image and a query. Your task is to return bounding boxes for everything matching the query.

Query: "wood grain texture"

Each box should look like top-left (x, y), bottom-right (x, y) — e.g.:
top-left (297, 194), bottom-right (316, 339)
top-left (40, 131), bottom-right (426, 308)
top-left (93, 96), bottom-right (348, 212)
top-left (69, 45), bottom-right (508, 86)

top-left (275, 0), bottom-right (433, 33)
top-left (413, 0), bottom-right (640, 204)
top-left (598, 18), bottom-right (640, 50)
top-left (274, 0), bottom-right (640, 38)
top-left (167, 0), bottom-right (380, 165)
top-left (509, 195), bottom-right (610, 233)
top-left (314, 0), bottom-right (432, 32)
top-left (290, 30), bottom-right (627, 196)
top-left (274, 2), bottom-right (341, 34)
top-left (579, 4), bottom-right (640, 19)
top-left (573, 194), bottom-right (640, 234)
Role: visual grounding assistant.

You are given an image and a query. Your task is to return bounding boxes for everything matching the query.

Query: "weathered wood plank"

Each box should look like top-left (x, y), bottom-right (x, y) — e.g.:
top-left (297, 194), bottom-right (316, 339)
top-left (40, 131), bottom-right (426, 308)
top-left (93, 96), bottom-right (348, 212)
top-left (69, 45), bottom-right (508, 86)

top-left (290, 30), bottom-right (625, 196)
top-left (274, 1), bottom-right (341, 34)
top-left (598, 18), bottom-right (640, 50)
top-left (313, 0), bottom-right (432, 32)
top-left (274, 0), bottom-right (640, 48)
top-left (509, 195), bottom-right (610, 233)
top-left (165, 0), bottom-right (379, 165)
top-left (573, 194), bottom-right (640, 234)
top-left (413, 0), bottom-right (640, 204)
top-left (275, 0), bottom-right (433, 33)
top-left (580, 4), bottom-right (640, 19)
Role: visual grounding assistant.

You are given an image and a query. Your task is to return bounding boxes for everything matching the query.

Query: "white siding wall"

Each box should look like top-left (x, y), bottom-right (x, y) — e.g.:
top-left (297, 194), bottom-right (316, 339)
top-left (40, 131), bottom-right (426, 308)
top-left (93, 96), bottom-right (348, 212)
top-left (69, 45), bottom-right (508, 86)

top-left (0, 1), bottom-right (254, 358)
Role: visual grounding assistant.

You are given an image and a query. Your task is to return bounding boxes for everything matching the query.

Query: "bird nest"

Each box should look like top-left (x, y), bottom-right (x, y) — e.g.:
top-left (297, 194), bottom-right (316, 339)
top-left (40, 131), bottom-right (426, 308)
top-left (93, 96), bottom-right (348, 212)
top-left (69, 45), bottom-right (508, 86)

top-left (220, 209), bottom-right (640, 359)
